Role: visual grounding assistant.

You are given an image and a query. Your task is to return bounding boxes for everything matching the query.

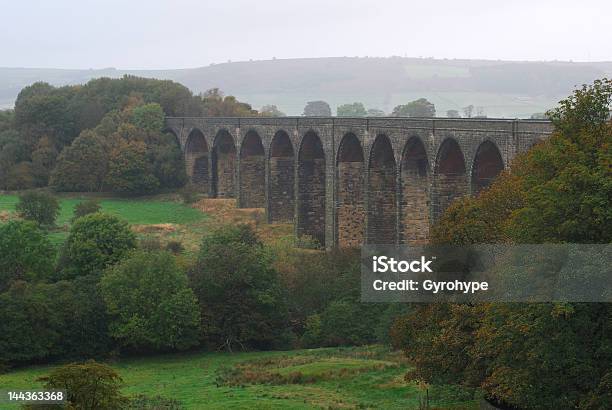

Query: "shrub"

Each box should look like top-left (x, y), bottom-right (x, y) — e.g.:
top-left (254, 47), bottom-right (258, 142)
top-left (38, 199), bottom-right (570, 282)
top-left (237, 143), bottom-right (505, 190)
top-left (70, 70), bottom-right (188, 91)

top-left (0, 220), bottom-right (55, 290)
top-left (37, 360), bottom-right (127, 409)
top-left (100, 251), bottom-right (201, 351)
top-left (190, 224), bottom-right (288, 351)
top-left (15, 190), bottom-right (59, 226)
top-left (72, 199), bottom-right (101, 221)
top-left (127, 394), bottom-right (184, 409)
top-left (58, 213), bottom-right (136, 278)
top-left (165, 240), bottom-right (184, 254)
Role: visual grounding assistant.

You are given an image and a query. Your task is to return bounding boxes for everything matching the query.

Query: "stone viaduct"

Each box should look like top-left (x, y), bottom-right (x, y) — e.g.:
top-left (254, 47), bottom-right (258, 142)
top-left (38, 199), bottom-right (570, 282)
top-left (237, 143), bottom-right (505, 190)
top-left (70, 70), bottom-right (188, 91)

top-left (164, 117), bottom-right (553, 248)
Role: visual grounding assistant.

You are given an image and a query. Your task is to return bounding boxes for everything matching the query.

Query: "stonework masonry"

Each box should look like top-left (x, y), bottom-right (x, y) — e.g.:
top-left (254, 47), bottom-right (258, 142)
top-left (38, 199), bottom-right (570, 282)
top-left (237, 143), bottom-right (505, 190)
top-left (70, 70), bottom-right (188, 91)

top-left (166, 116), bottom-right (553, 248)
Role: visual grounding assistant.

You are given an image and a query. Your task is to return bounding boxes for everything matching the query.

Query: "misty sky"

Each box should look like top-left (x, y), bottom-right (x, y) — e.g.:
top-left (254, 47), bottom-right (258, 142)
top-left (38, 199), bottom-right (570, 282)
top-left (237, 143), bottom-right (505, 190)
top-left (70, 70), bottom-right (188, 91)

top-left (1, 0), bottom-right (611, 69)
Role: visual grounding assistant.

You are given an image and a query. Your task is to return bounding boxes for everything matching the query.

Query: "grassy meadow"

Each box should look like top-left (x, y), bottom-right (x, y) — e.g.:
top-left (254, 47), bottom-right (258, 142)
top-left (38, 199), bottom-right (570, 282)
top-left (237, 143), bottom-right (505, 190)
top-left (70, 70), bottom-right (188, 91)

top-left (0, 346), bottom-right (478, 409)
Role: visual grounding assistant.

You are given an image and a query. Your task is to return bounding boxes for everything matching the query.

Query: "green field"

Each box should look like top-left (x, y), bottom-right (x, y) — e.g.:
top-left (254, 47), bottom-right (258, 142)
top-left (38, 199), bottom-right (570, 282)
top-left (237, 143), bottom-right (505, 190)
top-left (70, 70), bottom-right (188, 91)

top-left (0, 194), bottom-right (207, 248)
top-left (0, 346), bottom-right (478, 409)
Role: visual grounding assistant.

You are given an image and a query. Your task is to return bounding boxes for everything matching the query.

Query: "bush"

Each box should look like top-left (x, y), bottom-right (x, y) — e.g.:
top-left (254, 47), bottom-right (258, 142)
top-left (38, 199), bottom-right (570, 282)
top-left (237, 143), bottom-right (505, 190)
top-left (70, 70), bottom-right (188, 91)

top-left (190, 224), bottom-right (288, 351)
top-left (58, 213), bottom-right (136, 278)
top-left (37, 360), bottom-right (127, 409)
top-left (127, 394), bottom-right (184, 409)
top-left (165, 240), bottom-right (184, 254)
top-left (100, 251), bottom-right (201, 351)
top-left (0, 220), bottom-right (55, 291)
top-left (72, 199), bottom-right (101, 221)
top-left (15, 190), bottom-right (59, 226)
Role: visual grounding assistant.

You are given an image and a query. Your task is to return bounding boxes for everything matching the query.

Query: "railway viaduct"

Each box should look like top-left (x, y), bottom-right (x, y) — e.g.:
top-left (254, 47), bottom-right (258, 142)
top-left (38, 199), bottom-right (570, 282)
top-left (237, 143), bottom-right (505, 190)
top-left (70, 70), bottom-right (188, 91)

top-left (164, 116), bottom-right (553, 248)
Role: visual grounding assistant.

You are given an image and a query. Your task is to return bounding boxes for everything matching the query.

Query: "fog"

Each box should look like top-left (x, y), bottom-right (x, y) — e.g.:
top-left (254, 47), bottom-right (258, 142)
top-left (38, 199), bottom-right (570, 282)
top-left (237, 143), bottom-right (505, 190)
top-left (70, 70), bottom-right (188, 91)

top-left (1, 0), bottom-right (611, 69)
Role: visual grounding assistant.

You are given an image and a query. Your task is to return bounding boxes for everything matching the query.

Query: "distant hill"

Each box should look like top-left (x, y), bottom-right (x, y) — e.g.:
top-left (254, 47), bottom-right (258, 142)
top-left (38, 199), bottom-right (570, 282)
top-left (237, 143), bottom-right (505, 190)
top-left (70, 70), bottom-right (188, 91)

top-left (2, 57), bottom-right (612, 117)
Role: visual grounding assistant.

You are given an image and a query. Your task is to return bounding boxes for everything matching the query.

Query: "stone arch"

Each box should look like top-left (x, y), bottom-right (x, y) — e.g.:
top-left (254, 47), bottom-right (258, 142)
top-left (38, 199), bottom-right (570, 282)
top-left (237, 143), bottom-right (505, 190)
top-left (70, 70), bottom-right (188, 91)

top-left (239, 130), bottom-right (265, 207)
top-left (185, 128), bottom-right (209, 192)
top-left (336, 133), bottom-right (365, 248)
top-left (400, 137), bottom-right (430, 244)
top-left (433, 138), bottom-right (467, 221)
top-left (268, 130), bottom-right (295, 223)
top-left (297, 130), bottom-right (326, 247)
top-left (367, 134), bottom-right (397, 244)
top-left (471, 140), bottom-right (504, 194)
top-left (211, 129), bottom-right (236, 198)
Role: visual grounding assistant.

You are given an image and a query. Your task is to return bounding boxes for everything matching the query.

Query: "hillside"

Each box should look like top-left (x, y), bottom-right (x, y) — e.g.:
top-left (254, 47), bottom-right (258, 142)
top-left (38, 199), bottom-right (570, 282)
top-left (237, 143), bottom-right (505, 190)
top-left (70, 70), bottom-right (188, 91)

top-left (2, 57), bottom-right (612, 117)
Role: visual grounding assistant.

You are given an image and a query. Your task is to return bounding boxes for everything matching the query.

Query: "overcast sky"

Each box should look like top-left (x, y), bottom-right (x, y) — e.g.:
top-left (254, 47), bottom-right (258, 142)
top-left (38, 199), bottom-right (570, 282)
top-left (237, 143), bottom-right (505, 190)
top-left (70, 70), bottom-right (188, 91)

top-left (1, 0), bottom-right (611, 69)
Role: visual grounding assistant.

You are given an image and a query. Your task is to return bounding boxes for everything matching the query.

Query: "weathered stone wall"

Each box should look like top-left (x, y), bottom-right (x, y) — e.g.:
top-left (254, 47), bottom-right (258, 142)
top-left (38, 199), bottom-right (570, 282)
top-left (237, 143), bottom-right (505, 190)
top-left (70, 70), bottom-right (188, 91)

top-left (166, 117), bottom-right (553, 248)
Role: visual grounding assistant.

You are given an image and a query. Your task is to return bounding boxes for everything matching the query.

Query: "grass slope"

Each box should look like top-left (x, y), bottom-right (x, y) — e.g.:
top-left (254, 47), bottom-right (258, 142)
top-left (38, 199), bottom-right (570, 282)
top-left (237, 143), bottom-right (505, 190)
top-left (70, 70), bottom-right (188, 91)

top-left (0, 346), bottom-right (478, 409)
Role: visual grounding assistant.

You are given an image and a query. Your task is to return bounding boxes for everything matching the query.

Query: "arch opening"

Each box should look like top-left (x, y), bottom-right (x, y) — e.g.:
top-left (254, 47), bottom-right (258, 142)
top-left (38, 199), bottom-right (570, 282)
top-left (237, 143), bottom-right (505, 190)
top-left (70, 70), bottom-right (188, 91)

top-left (336, 133), bottom-right (365, 248)
top-left (400, 137), bottom-right (430, 244)
top-left (185, 129), bottom-right (209, 192)
top-left (471, 141), bottom-right (504, 194)
top-left (211, 129), bottom-right (236, 198)
top-left (433, 138), bottom-right (467, 221)
top-left (367, 135), bottom-right (397, 244)
top-left (239, 130), bottom-right (265, 207)
top-left (268, 131), bottom-right (294, 223)
top-left (297, 131), bottom-right (326, 247)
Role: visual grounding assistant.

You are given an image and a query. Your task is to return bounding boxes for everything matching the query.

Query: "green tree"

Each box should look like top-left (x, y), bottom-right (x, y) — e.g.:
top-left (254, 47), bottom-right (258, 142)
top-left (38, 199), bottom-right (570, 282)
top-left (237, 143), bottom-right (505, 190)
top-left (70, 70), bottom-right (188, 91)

top-left (0, 221), bottom-right (55, 290)
top-left (16, 190), bottom-right (60, 226)
top-left (105, 141), bottom-right (159, 195)
top-left (131, 103), bottom-right (164, 133)
top-left (100, 251), bottom-right (200, 351)
top-left (337, 102), bottom-right (367, 117)
top-left (31, 136), bottom-right (58, 186)
top-left (303, 100), bottom-right (331, 116)
top-left (59, 213), bottom-right (136, 278)
top-left (50, 130), bottom-right (109, 192)
top-left (190, 225), bottom-right (288, 351)
top-left (391, 98), bottom-right (436, 117)
top-left (72, 199), bottom-right (101, 221)
top-left (37, 361), bottom-right (127, 409)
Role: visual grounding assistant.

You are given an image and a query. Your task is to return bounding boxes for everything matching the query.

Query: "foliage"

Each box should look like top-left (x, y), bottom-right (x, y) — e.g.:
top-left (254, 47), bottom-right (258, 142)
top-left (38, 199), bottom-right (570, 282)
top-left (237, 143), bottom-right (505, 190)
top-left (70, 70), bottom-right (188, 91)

top-left (199, 88), bottom-right (258, 117)
top-left (100, 251), bottom-right (201, 352)
top-left (366, 108), bottom-right (386, 117)
top-left (0, 220), bottom-right (55, 290)
top-left (190, 224), bottom-right (288, 351)
top-left (303, 100), bottom-right (331, 116)
top-left (105, 141), bottom-right (160, 195)
top-left (16, 190), bottom-right (60, 226)
top-left (395, 78), bottom-right (612, 409)
top-left (391, 98), bottom-right (435, 117)
top-left (260, 104), bottom-right (286, 117)
top-left (72, 199), bottom-right (101, 221)
top-left (446, 109), bottom-right (460, 118)
top-left (337, 102), bottom-right (367, 117)
top-left (131, 103), bottom-right (164, 133)
top-left (37, 360), bottom-right (127, 409)
top-left (59, 213), bottom-right (136, 278)
top-left (126, 394), bottom-right (184, 409)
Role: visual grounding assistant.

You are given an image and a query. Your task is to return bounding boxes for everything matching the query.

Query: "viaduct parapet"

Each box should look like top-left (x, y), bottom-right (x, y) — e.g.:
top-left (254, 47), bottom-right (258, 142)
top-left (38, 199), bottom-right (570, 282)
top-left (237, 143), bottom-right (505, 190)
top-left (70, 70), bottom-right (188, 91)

top-left (164, 116), bottom-right (553, 248)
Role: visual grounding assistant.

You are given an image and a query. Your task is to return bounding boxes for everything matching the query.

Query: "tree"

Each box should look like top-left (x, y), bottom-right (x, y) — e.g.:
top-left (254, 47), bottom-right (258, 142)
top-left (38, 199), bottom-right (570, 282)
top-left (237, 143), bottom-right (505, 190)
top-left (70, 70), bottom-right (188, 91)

top-left (462, 105), bottom-right (474, 118)
top-left (100, 251), bottom-right (201, 351)
top-left (199, 88), bottom-right (258, 117)
top-left (72, 199), bottom-right (101, 221)
top-left (394, 78), bottom-right (612, 409)
top-left (190, 225), bottom-right (288, 351)
top-left (366, 108), bottom-right (386, 117)
top-left (446, 109), bottom-right (461, 118)
top-left (131, 103), bottom-right (164, 133)
top-left (59, 213), bottom-right (136, 278)
top-left (337, 102), bottom-right (367, 117)
top-left (37, 361), bottom-right (127, 409)
top-left (260, 104), bottom-right (286, 117)
top-left (50, 130), bottom-right (108, 192)
top-left (303, 101), bottom-right (331, 116)
top-left (105, 141), bottom-right (159, 195)
top-left (0, 221), bottom-right (55, 290)
top-left (16, 190), bottom-right (60, 226)
top-left (391, 98), bottom-right (436, 117)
